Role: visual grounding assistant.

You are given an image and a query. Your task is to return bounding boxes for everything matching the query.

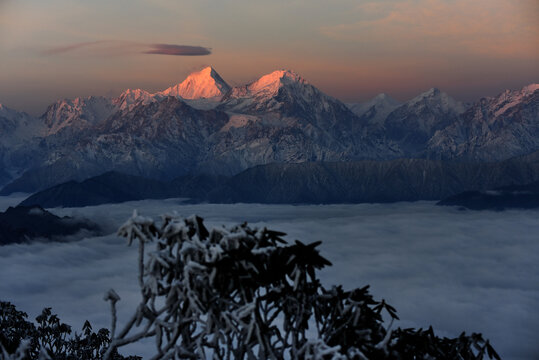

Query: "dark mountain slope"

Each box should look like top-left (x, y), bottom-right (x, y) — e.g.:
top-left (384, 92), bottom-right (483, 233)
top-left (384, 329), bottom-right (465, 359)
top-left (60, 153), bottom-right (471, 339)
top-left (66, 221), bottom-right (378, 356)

top-left (207, 155), bottom-right (539, 204)
top-left (437, 180), bottom-right (539, 210)
top-left (19, 171), bottom-right (171, 208)
top-left (19, 171), bottom-right (225, 208)
top-left (0, 206), bottom-right (99, 245)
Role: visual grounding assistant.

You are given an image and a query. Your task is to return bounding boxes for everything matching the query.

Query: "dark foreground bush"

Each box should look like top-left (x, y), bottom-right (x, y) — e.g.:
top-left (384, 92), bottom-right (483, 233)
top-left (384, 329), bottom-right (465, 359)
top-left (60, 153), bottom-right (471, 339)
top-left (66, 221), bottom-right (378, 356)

top-left (0, 301), bottom-right (139, 359)
top-left (2, 213), bottom-right (500, 359)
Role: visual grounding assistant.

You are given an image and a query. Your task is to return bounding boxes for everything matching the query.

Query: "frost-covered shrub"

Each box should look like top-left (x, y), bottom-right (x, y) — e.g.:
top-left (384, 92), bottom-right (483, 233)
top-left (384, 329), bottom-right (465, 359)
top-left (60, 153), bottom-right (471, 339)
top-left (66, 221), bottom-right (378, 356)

top-left (100, 212), bottom-right (500, 360)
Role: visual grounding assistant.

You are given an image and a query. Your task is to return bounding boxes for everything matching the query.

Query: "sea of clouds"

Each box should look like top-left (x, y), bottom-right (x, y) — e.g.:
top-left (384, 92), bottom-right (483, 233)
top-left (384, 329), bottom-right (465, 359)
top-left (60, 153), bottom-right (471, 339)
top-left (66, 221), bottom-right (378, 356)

top-left (1, 197), bottom-right (538, 359)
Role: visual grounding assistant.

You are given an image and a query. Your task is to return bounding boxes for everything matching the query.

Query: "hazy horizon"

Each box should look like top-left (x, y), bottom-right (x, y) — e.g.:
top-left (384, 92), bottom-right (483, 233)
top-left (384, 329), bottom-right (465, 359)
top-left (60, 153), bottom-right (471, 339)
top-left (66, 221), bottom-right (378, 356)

top-left (1, 0), bottom-right (538, 115)
top-left (4, 66), bottom-right (538, 117)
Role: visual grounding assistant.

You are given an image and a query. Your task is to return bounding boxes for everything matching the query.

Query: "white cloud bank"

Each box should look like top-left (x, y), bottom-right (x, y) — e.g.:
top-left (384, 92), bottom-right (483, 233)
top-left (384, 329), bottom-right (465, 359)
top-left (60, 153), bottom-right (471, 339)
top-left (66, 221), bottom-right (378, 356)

top-left (1, 198), bottom-right (538, 359)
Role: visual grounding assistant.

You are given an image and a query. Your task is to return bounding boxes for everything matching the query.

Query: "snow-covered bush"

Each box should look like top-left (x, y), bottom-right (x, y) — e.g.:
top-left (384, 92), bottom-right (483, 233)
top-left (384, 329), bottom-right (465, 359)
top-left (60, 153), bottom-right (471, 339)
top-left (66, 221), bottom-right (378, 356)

top-left (99, 212), bottom-right (500, 360)
top-left (0, 212), bottom-right (499, 359)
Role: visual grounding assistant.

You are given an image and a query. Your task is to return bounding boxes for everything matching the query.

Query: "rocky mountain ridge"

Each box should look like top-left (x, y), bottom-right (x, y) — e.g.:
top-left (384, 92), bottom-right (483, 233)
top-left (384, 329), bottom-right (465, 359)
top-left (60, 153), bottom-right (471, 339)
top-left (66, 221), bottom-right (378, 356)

top-left (427, 84), bottom-right (539, 161)
top-left (0, 67), bottom-right (537, 194)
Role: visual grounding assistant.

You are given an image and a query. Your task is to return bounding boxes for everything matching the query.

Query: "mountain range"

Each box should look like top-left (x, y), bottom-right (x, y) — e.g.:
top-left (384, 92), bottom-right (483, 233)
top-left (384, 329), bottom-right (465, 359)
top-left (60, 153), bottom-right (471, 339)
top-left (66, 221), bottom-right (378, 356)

top-left (0, 66), bottom-right (537, 196)
top-left (17, 150), bottom-right (539, 207)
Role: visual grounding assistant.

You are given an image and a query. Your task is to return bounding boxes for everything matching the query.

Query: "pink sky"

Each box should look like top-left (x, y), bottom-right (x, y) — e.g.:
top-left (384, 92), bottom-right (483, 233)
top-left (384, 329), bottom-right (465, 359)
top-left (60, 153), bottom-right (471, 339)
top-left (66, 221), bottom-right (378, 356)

top-left (0, 0), bottom-right (537, 114)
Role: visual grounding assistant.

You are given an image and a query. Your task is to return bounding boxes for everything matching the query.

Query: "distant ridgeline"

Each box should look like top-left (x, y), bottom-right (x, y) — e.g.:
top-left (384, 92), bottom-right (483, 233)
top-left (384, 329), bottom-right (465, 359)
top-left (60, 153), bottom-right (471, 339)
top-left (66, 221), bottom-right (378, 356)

top-left (437, 180), bottom-right (539, 210)
top-left (16, 150), bottom-right (539, 208)
top-left (0, 67), bottom-right (537, 202)
top-left (0, 205), bottom-right (100, 245)
top-left (18, 171), bottom-right (225, 208)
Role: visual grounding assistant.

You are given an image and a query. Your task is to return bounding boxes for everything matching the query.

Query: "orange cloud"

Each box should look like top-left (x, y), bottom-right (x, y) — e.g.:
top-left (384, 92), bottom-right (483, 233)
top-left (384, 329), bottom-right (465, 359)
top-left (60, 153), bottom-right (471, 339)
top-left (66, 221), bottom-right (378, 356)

top-left (320, 0), bottom-right (539, 59)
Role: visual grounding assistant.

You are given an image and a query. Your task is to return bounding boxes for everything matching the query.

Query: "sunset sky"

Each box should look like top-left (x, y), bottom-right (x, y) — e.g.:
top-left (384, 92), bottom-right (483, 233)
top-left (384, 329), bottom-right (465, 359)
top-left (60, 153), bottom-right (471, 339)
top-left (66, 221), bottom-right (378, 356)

top-left (0, 0), bottom-right (538, 115)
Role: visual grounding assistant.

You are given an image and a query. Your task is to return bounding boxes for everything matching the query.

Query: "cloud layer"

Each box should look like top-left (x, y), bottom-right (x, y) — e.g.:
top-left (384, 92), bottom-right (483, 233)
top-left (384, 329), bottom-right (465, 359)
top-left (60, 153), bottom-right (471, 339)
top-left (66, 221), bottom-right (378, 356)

top-left (1, 198), bottom-right (538, 359)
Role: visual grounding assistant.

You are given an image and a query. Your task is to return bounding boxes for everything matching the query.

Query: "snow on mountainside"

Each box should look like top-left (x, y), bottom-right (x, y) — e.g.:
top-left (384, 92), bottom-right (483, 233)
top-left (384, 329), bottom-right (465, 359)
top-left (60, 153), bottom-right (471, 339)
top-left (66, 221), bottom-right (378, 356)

top-left (221, 70), bottom-right (331, 113)
top-left (0, 104), bottom-right (44, 146)
top-left (113, 88), bottom-right (157, 111)
top-left (383, 88), bottom-right (467, 155)
top-left (99, 96), bottom-right (228, 142)
top-left (160, 66), bottom-right (231, 100)
top-left (348, 93), bottom-right (401, 125)
top-left (42, 96), bottom-right (117, 135)
top-left (3, 97), bottom-right (232, 193)
top-left (492, 83), bottom-right (538, 117)
top-left (428, 84), bottom-right (539, 161)
top-left (41, 67), bottom-right (230, 137)
top-left (209, 69), bottom-right (393, 172)
top-left (406, 88), bottom-right (466, 114)
top-left (348, 93), bottom-right (401, 116)
top-left (218, 69), bottom-right (369, 146)
top-left (1, 69), bottom-right (394, 192)
top-left (0, 104), bottom-right (45, 185)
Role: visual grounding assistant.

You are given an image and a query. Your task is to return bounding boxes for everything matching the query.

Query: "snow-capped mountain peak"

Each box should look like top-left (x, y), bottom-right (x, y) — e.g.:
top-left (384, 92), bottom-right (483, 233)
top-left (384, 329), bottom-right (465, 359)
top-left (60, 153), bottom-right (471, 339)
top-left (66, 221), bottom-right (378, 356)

top-left (348, 93), bottom-right (400, 114)
top-left (428, 83), bottom-right (539, 161)
top-left (0, 103), bottom-right (28, 120)
top-left (382, 88), bottom-right (468, 155)
top-left (221, 69), bottom-right (338, 114)
top-left (113, 88), bottom-right (155, 111)
top-left (407, 87), bottom-right (466, 114)
top-left (43, 96), bottom-right (116, 134)
top-left (160, 66), bottom-right (231, 100)
top-left (118, 88), bottom-right (150, 99)
top-left (0, 104), bottom-right (44, 147)
top-left (0, 103), bottom-right (15, 116)
top-left (409, 87), bottom-right (440, 103)
top-left (490, 83), bottom-right (538, 117)
top-left (522, 83), bottom-right (539, 95)
top-left (347, 93), bottom-right (401, 125)
top-left (373, 93), bottom-right (394, 102)
top-left (247, 70), bottom-right (306, 94)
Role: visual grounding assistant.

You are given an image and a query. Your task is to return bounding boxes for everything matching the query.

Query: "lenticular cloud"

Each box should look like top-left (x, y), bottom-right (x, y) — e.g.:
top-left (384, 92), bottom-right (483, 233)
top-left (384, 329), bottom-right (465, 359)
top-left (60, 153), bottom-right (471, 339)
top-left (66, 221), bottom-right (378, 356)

top-left (142, 44), bottom-right (211, 56)
top-left (41, 41), bottom-right (211, 56)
